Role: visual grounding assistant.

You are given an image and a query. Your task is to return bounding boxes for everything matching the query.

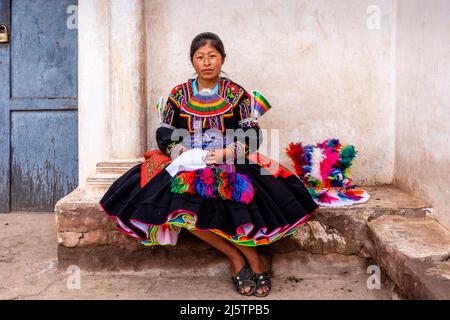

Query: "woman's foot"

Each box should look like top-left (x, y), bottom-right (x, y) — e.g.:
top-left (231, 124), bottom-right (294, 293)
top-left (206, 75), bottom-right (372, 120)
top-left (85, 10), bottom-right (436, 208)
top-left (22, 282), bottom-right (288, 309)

top-left (254, 271), bottom-right (272, 297)
top-left (230, 256), bottom-right (255, 295)
top-left (247, 255), bottom-right (271, 296)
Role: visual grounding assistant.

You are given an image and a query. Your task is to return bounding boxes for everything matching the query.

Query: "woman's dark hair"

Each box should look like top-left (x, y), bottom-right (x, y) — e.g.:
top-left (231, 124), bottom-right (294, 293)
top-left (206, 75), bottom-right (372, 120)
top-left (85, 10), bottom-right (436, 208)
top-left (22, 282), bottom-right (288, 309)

top-left (190, 32), bottom-right (226, 63)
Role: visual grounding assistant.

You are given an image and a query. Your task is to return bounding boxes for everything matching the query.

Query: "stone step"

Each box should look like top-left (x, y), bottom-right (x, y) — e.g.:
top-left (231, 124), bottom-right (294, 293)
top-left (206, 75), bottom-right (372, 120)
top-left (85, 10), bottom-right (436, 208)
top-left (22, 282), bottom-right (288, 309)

top-left (54, 184), bottom-right (438, 299)
top-left (85, 177), bottom-right (119, 194)
top-left (367, 215), bottom-right (450, 300)
top-left (55, 185), bottom-right (432, 256)
top-left (86, 160), bottom-right (144, 194)
top-left (280, 185), bottom-right (432, 258)
top-left (96, 160), bottom-right (142, 176)
top-left (56, 188), bottom-right (424, 257)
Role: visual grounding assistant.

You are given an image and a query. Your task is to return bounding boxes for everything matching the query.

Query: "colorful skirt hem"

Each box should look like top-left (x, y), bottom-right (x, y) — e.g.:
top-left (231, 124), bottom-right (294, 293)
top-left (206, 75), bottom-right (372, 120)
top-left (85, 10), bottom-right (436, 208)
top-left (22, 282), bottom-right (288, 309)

top-left (100, 203), bottom-right (319, 247)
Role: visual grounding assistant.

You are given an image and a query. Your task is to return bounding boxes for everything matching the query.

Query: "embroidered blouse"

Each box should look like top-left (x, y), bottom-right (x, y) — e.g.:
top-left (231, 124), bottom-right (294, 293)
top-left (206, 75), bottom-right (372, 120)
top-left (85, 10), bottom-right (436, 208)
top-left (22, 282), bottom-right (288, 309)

top-left (156, 77), bottom-right (262, 160)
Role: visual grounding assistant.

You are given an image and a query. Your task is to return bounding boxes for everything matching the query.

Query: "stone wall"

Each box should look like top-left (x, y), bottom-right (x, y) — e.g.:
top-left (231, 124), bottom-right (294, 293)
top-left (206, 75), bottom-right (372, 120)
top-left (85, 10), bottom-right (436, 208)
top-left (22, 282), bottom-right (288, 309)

top-left (394, 0), bottom-right (450, 227)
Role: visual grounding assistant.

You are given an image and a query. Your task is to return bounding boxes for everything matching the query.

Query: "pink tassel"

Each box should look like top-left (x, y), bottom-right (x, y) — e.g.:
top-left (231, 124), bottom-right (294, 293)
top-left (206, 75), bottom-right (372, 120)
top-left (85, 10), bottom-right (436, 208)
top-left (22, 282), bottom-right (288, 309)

top-left (317, 191), bottom-right (339, 204)
top-left (320, 147), bottom-right (340, 181)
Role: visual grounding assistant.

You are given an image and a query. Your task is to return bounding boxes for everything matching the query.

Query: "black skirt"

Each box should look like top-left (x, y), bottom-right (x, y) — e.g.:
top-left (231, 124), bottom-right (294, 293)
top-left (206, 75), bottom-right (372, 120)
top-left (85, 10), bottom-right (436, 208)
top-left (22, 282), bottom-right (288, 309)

top-left (99, 160), bottom-right (319, 247)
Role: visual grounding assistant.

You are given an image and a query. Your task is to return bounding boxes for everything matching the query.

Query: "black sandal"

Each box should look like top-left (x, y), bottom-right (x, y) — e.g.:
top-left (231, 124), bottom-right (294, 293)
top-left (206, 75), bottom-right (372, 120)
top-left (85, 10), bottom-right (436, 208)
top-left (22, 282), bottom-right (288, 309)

top-left (231, 266), bottom-right (256, 296)
top-left (254, 271), bottom-right (272, 297)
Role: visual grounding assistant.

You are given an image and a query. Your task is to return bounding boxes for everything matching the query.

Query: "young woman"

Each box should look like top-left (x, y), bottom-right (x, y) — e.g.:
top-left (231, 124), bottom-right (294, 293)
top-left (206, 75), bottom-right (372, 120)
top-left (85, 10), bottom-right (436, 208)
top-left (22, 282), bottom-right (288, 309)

top-left (99, 32), bottom-right (318, 297)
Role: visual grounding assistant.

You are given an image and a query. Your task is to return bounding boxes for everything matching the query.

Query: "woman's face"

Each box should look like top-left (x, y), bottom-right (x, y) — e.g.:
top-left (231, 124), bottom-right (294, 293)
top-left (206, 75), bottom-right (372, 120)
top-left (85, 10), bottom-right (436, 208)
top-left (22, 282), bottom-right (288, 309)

top-left (192, 42), bottom-right (224, 81)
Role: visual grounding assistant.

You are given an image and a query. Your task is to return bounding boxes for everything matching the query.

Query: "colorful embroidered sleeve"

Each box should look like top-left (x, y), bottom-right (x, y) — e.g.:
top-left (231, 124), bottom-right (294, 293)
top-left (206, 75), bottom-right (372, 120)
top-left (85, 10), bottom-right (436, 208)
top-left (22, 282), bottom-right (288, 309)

top-left (156, 87), bottom-right (189, 158)
top-left (230, 90), bottom-right (263, 157)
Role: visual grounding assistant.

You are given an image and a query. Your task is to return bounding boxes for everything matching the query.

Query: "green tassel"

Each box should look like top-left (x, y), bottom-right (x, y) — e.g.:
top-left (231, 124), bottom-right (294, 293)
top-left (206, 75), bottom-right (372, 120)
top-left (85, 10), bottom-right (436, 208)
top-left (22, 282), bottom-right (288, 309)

top-left (339, 145), bottom-right (357, 171)
top-left (215, 169), bottom-right (224, 199)
top-left (308, 187), bottom-right (319, 198)
top-left (171, 176), bottom-right (189, 194)
top-left (308, 179), bottom-right (322, 188)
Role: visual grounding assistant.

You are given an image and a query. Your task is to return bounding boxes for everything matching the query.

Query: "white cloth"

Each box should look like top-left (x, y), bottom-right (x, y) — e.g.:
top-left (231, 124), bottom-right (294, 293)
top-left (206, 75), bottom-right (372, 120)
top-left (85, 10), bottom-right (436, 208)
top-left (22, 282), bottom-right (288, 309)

top-left (165, 148), bottom-right (208, 177)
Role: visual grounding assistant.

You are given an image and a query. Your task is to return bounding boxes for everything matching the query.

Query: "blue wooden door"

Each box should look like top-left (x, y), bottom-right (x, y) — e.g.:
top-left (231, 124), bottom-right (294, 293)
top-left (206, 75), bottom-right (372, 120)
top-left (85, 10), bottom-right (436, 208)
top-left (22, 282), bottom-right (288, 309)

top-left (0, 0), bottom-right (78, 212)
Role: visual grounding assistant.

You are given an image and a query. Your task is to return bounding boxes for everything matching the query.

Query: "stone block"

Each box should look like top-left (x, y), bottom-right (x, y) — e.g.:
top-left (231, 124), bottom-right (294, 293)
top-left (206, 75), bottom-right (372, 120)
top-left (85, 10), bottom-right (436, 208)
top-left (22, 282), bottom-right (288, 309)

top-left (292, 185), bottom-right (431, 258)
top-left (367, 215), bottom-right (450, 299)
top-left (54, 183), bottom-right (433, 282)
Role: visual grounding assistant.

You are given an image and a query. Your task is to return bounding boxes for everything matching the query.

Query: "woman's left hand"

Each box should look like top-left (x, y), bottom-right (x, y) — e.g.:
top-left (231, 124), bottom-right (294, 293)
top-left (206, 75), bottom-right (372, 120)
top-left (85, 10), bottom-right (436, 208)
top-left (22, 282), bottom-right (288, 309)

top-left (204, 149), bottom-right (229, 165)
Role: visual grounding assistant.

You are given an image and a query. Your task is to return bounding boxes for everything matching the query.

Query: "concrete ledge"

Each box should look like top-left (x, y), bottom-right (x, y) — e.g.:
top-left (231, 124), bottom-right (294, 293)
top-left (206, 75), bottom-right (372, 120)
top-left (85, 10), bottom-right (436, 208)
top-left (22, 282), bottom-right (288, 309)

top-left (55, 185), bottom-right (432, 273)
top-left (292, 185), bottom-right (431, 258)
top-left (54, 185), bottom-right (431, 252)
top-left (367, 215), bottom-right (450, 299)
top-left (54, 184), bottom-right (447, 299)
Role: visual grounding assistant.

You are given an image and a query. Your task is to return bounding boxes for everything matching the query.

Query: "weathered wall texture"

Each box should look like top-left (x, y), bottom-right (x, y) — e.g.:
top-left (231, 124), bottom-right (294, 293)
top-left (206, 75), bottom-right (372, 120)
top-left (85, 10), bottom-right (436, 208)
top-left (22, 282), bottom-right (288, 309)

top-left (395, 0), bottom-right (450, 227)
top-left (145, 0), bottom-right (397, 186)
top-left (77, 0), bottom-right (449, 227)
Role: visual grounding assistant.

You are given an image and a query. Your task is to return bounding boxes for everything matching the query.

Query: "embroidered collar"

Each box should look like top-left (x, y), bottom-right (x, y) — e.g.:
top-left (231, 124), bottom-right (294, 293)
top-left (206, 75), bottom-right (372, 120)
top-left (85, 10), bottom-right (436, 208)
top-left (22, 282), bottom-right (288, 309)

top-left (183, 92), bottom-right (232, 117)
top-left (182, 77), bottom-right (232, 117)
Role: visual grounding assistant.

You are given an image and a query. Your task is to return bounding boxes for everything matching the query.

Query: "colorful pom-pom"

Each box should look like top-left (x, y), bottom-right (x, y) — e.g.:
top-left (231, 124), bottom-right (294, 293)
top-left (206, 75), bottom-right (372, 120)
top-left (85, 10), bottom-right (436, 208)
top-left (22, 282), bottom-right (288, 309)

top-left (171, 167), bottom-right (254, 204)
top-left (286, 138), bottom-right (369, 207)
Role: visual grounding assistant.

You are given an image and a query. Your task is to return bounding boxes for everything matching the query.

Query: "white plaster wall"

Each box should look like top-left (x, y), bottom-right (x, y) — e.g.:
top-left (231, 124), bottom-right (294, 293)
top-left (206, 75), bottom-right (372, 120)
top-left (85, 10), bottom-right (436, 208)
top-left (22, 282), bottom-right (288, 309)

top-left (78, 0), bottom-right (111, 187)
top-left (76, 0), bottom-right (450, 227)
top-left (395, 0), bottom-right (450, 227)
top-left (145, 0), bottom-right (396, 185)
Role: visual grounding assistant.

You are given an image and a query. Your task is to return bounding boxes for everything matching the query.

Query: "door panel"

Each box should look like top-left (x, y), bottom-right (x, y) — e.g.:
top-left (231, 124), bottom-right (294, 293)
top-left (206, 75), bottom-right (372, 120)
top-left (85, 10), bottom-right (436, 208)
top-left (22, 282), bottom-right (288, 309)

top-left (11, 110), bottom-right (78, 211)
top-left (11, 0), bottom-right (77, 99)
top-left (0, 0), bottom-right (78, 212)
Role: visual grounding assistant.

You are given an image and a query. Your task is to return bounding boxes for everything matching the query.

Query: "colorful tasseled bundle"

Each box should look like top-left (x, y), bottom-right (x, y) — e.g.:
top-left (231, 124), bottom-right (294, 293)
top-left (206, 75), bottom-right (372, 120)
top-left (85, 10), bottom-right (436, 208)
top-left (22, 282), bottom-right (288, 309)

top-left (285, 138), bottom-right (370, 207)
top-left (171, 167), bottom-right (254, 204)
